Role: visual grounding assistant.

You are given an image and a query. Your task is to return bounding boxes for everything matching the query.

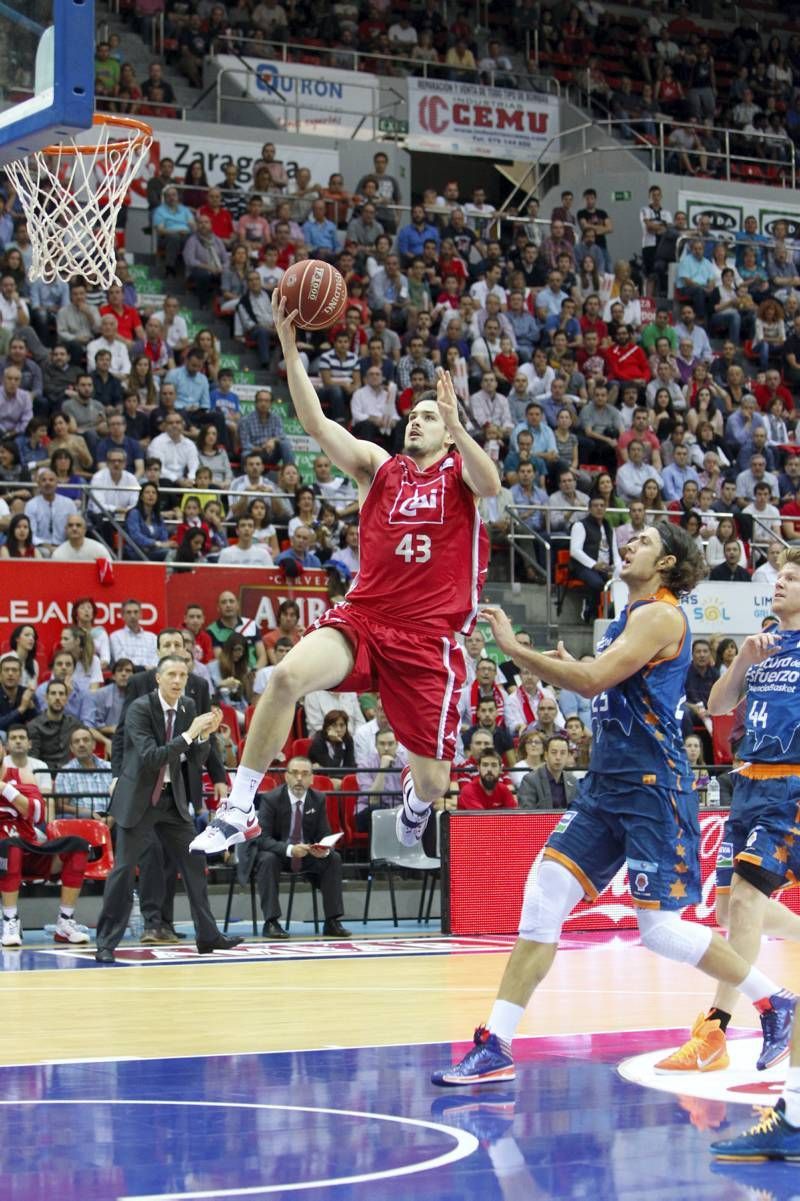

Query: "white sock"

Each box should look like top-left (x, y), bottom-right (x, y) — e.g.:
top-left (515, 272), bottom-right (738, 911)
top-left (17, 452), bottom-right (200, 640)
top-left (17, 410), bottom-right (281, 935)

top-left (59, 906), bottom-right (74, 919)
top-left (783, 1067), bottom-right (800, 1126)
top-left (488, 999), bottom-right (525, 1045)
top-left (402, 771), bottom-right (430, 816)
top-left (225, 767), bottom-right (263, 813)
top-left (738, 966), bottom-right (779, 1003)
top-left (3, 908), bottom-right (17, 920)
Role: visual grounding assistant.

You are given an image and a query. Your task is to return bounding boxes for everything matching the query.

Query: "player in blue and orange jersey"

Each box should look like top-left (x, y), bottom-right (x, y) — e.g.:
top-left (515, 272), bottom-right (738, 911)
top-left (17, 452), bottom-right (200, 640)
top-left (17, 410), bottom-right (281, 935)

top-left (190, 291), bottom-right (498, 861)
top-left (659, 548), bottom-right (800, 1079)
top-left (433, 522), bottom-right (795, 1087)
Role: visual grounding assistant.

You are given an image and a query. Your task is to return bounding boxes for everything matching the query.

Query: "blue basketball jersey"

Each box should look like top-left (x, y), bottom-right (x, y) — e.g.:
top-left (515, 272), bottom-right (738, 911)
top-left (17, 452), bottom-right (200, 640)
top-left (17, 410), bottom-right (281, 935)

top-left (738, 628), bottom-right (800, 765)
top-left (587, 589), bottom-right (693, 791)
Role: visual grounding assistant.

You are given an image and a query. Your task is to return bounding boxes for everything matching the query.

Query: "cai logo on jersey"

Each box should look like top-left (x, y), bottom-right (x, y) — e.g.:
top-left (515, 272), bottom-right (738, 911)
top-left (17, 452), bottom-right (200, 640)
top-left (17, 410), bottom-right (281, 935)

top-left (389, 479), bottom-right (446, 525)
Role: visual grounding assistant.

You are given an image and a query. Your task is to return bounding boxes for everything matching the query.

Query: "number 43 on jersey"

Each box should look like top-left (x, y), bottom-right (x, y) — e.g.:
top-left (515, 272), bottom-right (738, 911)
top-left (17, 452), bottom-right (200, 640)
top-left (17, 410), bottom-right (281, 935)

top-left (395, 533), bottom-right (431, 563)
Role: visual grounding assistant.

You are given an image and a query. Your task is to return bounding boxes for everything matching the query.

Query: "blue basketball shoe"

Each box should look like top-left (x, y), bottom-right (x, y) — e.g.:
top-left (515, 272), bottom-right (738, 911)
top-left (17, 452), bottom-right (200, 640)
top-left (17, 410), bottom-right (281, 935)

top-left (431, 1027), bottom-right (516, 1087)
top-left (757, 991), bottom-right (797, 1071)
top-left (711, 1099), bottom-right (800, 1162)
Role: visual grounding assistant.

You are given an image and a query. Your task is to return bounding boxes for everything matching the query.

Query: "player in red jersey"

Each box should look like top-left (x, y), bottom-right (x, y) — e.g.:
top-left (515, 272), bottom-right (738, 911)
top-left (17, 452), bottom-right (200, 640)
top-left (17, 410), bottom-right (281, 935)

top-left (0, 741), bottom-right (90, 946)
top-left (191, 294), bottom-right (500, 856)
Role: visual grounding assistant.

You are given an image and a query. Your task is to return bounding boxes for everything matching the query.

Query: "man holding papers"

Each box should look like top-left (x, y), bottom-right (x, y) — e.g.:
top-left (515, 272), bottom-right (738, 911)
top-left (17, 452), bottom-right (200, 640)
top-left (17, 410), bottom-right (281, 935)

top-left (241, 756), bottom-right (351, 939)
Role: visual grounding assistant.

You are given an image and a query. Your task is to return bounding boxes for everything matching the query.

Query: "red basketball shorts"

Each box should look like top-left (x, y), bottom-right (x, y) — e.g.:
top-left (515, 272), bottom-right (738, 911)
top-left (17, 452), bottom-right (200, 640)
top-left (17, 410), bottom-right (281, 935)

top-left (312, 601), bottom-right (466, 761)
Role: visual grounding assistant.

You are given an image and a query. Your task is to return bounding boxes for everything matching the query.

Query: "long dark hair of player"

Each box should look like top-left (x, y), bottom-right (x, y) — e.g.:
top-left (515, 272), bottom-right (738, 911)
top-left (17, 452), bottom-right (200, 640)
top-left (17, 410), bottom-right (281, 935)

top-left (654, 520), bottom-right (707, 597)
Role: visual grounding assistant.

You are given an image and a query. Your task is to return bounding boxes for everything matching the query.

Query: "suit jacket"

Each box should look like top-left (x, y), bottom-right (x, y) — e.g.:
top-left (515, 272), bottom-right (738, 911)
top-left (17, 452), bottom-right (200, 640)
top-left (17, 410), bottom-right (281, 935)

top-left (111, 667), bottom-right (226, 789)
top-left (110, 691), bottom-right (210, 828)
top-left (238, 785), bottom-right (331, 881)
top-left (517, 764), bottom-right (577, 811)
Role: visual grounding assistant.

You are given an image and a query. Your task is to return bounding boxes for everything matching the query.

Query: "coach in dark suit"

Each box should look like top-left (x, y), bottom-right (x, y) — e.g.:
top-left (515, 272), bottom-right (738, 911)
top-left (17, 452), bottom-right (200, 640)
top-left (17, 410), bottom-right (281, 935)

top-left (241, 756), bottom-right (350, 939)
top-left (111, 627), bottom-right (228, 940)
top-left (95, 656), bottom-right (241, 961)
top-left (517, 734), bottom-right (578, 811)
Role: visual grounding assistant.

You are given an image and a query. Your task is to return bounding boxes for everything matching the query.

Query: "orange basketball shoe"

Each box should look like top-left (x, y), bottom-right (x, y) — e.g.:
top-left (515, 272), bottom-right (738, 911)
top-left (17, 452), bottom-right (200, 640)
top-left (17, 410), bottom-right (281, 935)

top-left (654, 1012), bottom-right (730, 1073)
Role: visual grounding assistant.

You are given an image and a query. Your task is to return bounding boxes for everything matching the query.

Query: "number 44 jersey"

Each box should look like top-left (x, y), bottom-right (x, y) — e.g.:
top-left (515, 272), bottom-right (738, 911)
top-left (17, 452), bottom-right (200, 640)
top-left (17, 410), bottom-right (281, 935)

top-left (739, 628), bottom-right (800, 765)
top-left (345, 452), bottom-right (489, 635)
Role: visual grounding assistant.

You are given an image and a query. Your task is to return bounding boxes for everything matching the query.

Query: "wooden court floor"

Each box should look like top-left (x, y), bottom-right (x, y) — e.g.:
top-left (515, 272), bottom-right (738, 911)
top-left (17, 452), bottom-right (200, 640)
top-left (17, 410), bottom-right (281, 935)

top-left (2, 934), bottom-right (798, 1068)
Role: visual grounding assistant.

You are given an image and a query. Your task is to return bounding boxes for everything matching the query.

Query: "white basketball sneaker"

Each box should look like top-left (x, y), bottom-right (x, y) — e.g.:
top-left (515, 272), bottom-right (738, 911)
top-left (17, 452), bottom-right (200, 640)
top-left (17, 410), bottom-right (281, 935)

top-left (54, 915), bottom-right (91, 944)
top-left (2, 916), bottom-right (22, 947)
top-left (189, 806), bottom-right (261, 854)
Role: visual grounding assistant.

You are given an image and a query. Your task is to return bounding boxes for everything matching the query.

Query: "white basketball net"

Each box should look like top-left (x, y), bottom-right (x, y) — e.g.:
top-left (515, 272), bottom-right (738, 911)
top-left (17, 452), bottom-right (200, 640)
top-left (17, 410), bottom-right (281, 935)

top-left (4, 122), bottom-right (153, 289)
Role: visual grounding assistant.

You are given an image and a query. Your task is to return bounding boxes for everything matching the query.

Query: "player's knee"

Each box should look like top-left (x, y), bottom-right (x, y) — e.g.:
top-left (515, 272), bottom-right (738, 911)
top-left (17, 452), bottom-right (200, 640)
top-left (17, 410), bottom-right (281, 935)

top-left (518, 859), bottom-right (583, 942)
top-left (409, 762), bottom-right (450, 803)
top-left (728, 870), bottom-right (770, 919)
top-left (636, 909), bottom-right (712, 966)
top-left (269, 656), bottom-right (308, 702)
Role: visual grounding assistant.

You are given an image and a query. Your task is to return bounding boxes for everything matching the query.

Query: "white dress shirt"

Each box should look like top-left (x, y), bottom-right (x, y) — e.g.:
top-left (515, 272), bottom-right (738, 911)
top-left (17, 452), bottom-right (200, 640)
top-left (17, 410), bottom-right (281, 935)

top-left (87, 335), bottom-right (131, 377)
top-left (148, 432), bottom-right (200, 482)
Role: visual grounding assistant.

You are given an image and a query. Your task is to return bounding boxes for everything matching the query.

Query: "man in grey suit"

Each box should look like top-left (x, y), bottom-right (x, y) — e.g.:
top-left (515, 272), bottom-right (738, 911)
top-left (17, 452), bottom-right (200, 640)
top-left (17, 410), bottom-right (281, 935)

top-left (517, 734), bottom-right (578, 811)
top-left (95, 656), bottom-right (242, 961)
top-left (239, 756), bottom-right (350, 939)
top-left (111, 626), bottom-right (228, 942)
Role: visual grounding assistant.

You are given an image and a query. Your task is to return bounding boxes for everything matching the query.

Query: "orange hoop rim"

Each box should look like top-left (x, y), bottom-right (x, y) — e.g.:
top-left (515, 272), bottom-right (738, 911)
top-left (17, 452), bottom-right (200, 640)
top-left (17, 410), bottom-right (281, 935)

top-left (40, 113), bottom-right (153, 157)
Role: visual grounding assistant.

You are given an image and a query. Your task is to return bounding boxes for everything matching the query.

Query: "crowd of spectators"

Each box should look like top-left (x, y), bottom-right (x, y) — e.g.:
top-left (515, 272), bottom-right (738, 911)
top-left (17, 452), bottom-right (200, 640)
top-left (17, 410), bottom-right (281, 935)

top-left (3, 143), bottom-right (800, 606)
top-left (82, 0), bottom-right (800, 186)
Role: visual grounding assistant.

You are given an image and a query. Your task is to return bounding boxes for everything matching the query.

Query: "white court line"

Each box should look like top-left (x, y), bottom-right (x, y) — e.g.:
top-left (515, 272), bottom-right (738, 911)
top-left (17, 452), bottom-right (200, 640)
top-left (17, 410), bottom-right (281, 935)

top-left (0, 1099), bottom-right (479, 1200)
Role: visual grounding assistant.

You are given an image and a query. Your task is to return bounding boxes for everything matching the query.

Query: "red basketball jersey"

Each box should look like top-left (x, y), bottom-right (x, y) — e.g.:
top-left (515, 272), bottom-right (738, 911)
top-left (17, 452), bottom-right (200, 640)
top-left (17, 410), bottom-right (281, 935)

top-left (0, 767), bottom-right (44, 841)
top-left (345, 451), bottom-right (489, 634)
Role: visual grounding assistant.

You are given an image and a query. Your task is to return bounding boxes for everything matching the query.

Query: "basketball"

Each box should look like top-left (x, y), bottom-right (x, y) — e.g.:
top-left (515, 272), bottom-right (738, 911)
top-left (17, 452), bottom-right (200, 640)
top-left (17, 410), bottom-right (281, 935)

top-left (277, 259), bottom-right (349, 330)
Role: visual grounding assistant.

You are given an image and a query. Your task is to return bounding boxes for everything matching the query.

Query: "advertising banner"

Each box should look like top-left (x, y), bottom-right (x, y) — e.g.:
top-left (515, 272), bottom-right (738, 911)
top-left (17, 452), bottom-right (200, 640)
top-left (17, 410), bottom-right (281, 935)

top-left (215, 55), bottom-right (381, 139)
top-left (444, 808), bottom-right (800, 935)
top-left (165, 566), bottom-right (331, 633)
top-left (611, 580), bottom-right (775, 636)
top-left (0, 563), bottom-right (333, 664)
top-left (407, 77), bottom-right (559, 158)
top-left (0, 562), bottom-right (167, 659)
top-left (129, 129), bottom-right (340, 209)
top-left (679, 188), bottom-right (800, 240)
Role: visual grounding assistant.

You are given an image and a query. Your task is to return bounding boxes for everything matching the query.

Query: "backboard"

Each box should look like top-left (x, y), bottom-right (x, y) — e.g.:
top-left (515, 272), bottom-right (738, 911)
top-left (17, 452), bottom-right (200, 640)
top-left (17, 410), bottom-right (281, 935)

top-left (0, 0), bottom-right (95, 164)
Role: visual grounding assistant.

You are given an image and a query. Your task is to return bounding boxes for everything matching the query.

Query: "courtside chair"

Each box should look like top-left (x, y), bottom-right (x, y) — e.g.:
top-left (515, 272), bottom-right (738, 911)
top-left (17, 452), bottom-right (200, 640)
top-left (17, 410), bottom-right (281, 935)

top-left (363, 808), bottom-right (441, 926)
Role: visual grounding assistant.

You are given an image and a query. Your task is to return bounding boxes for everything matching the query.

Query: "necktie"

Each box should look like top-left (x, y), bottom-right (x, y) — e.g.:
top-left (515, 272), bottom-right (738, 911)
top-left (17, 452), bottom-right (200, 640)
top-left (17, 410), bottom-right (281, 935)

top-left (150, 708), bottom-right (176, 805)
top-left (290, 800), bottom-right (303, 872)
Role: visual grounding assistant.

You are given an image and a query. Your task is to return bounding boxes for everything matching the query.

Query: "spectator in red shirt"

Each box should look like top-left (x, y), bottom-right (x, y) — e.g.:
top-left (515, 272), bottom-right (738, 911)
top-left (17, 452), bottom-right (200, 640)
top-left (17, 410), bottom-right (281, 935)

top-left (197, 187), bottom-right (235, 246)
top-left (618, 406), bottom-right (664, 468)
top-left (603, 324), bottom-right (651, 391)
top-left (753, 368), bottom-right (795, 417)
top-left (579, 294), bottom-right (609, 343)
top-left (458, 748), bottom-right (518, 811)
top-left (183, 603), bottom-right (214, 663)
top-left (100, 283), bottom-right (144, 349)
top-left (781, 485), bottom-right (800, 542)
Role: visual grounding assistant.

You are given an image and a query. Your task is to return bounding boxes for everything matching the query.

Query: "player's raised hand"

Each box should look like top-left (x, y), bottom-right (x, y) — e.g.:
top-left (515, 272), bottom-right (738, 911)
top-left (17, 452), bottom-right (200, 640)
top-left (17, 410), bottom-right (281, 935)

top-left (738, 632), bottom-right (779, 666)
top-left (435, 367), bottom-right (461, 433)
top-left (478, 605), bottom-right (518, 654)
top-left (271, 291), bottom-right (299, 353)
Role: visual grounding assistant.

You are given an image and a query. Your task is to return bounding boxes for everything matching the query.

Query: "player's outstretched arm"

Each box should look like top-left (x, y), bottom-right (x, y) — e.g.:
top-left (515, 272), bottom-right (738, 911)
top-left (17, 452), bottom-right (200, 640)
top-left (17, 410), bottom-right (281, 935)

top-left (480, 602), bottom-right (683, 698)
top-left (436, 369), bottom-right (500, 498)
top-left (707, 631), bottom-right (778, 715)
top-left (273, 294), bottom-right (389, 485)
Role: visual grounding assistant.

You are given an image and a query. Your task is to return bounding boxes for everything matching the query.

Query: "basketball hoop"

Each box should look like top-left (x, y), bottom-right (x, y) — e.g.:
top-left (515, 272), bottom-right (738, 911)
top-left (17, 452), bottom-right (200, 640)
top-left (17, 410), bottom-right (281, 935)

top-left (4, 113), bottom-right (153, 289)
